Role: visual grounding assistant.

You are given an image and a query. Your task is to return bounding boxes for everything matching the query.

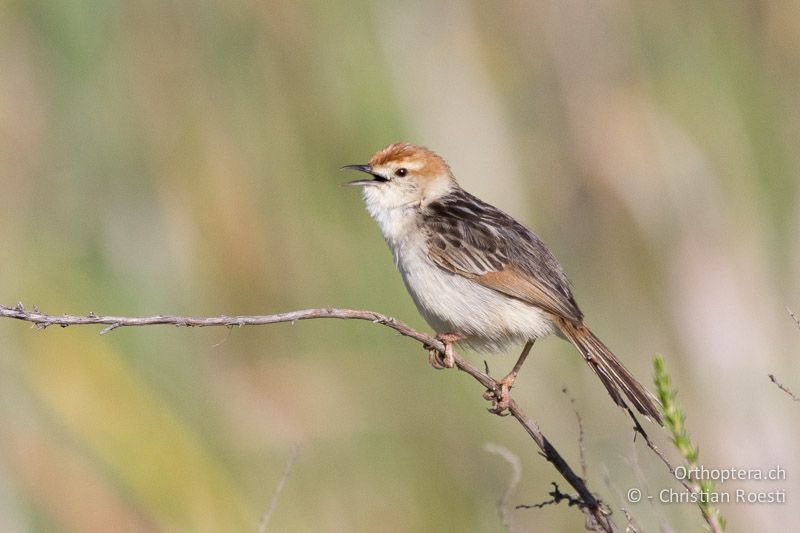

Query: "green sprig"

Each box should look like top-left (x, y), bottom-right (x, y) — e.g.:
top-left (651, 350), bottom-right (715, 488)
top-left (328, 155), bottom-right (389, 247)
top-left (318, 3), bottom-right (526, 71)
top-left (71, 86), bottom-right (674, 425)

top-left (653, 356), bottom-right (726, 531)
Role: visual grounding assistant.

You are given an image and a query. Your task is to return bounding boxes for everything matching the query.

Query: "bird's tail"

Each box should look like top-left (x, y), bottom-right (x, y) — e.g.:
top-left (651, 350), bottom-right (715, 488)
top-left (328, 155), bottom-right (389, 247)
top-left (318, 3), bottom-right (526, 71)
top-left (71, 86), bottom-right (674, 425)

top-left (556, 318), bottom-right (663, 425)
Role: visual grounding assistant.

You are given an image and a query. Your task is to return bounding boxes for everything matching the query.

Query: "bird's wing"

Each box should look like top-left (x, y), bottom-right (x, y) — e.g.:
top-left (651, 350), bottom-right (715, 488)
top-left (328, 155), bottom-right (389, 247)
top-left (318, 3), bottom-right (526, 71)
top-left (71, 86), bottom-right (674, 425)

top-left (422, 190), bottom-right (583, 323)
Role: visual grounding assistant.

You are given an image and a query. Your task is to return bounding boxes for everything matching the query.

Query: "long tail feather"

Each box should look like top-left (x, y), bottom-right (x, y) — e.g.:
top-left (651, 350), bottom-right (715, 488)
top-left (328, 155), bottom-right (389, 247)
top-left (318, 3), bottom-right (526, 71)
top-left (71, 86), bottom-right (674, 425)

top-left (556, 318), bottom-right (663, 425)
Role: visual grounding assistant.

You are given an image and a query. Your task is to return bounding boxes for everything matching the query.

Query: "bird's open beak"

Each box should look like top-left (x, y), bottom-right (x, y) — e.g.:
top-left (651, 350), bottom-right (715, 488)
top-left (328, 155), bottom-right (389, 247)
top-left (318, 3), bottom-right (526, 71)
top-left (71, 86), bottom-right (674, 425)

top-left (341, 164), bottom-right (388, 186)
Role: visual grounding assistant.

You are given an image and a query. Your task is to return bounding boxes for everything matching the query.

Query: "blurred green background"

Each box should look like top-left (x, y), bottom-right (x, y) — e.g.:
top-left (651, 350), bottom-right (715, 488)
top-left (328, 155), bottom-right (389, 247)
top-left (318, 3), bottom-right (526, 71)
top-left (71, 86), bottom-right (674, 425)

top-left (1, 1), bottom-right (799, 531)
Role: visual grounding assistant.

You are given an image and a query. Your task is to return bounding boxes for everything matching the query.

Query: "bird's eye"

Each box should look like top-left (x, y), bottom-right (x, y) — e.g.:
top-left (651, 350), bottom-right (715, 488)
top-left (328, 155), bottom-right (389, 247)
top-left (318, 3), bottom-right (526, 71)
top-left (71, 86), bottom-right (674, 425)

top-left (395, 168), bottom-right (408, 177)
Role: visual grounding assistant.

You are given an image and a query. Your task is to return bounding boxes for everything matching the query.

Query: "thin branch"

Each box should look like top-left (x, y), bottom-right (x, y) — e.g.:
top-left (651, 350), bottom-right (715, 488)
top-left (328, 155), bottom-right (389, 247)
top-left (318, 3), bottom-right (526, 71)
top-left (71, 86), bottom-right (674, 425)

top-left (484, 443), bottom-right (522, 533)
top-left (602, 466), bottom-right (647, 533)
top-left (787, 306), bottom-right (800, 330)
top-left (259, 444), bottom-right (300, 533)
top-left (516, 482), bottom-right (583, 509)
top-left (0, 302), bottom-right (617, 532)
top-left (618, 507), bottom-right (641, 533)
top-left (771, 307), bottom-right (800, 403)
top-left (768, 374), bottom-right (800, 402)
top-left (626, 408), bottom-right (692, 493)
top-left (0, 304), bottom-right (426, 340)
top-left (562, 386), bottom-right (587, 479)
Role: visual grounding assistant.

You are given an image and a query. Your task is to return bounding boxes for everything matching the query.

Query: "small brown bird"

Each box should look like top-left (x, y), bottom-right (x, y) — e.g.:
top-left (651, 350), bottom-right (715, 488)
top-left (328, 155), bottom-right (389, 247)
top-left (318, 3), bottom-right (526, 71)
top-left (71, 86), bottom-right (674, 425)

top-left (344, 143), bottom-right (661, 423)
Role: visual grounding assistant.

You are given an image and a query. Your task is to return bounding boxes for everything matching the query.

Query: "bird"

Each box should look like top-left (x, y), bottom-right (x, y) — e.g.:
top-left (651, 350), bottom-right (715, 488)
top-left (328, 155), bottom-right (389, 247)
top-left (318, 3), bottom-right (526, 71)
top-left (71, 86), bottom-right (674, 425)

top-left (343, 142), bottom-right (662, 423)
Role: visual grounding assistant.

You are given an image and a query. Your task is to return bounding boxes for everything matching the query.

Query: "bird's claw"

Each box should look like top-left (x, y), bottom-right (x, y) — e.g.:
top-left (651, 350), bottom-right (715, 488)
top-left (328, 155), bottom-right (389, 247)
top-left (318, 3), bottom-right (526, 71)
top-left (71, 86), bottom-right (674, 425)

top-left (426, 345), bottom-right (452, 369)
top-left (484, 378), bottom-right (513, 415)
top-left (425, 332), bottom-right (463, 369)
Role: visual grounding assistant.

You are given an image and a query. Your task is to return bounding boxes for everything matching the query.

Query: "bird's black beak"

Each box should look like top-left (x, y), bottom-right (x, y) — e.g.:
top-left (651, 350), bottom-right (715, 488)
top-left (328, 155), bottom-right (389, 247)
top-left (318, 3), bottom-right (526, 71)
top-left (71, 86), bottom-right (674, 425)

top-left (341, 164), bottom-right (388, 186)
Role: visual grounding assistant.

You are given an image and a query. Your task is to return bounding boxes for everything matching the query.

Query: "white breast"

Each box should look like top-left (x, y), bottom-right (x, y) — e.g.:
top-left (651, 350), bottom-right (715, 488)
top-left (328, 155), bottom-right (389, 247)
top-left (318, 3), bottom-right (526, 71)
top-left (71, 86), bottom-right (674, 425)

top-left (362, 187), bottom-right (555, 352)
top-left (374, 218), bottom-right (553, 353)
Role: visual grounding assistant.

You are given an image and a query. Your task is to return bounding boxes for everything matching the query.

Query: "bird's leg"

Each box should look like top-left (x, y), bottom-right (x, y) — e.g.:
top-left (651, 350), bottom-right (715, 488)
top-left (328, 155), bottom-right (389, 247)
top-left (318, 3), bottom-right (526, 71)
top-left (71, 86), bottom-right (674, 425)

top-left (426, 332), bottom-right (465, 369)
top-left (487, 340), bottom-right (535, 414)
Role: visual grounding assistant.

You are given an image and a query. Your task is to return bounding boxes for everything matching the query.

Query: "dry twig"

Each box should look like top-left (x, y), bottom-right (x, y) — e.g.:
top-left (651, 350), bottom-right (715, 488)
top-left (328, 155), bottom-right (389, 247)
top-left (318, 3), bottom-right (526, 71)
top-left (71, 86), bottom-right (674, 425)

top-left (562, 386), bottom-right (587, 479)
top-left (625, 409), bottom-right (691, 494)
top-left (0, 303), bottom-right (617, 532)
top-left (787, 306), bottom-right (800, 330)
top-left (768, 374), bottom-right (800, 402)
top-left (770, 308), bottom-right (800, 402)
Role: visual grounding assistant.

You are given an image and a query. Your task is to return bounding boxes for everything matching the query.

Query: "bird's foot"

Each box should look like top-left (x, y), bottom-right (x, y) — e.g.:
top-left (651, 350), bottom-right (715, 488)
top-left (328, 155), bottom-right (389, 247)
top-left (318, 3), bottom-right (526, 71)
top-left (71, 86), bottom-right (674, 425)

top-left (484, 341), bottom-right (534, 415)
top-left (483, 373), bottom-right (517, 415)
top-left (425, 332), bottom-right (465, 369)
